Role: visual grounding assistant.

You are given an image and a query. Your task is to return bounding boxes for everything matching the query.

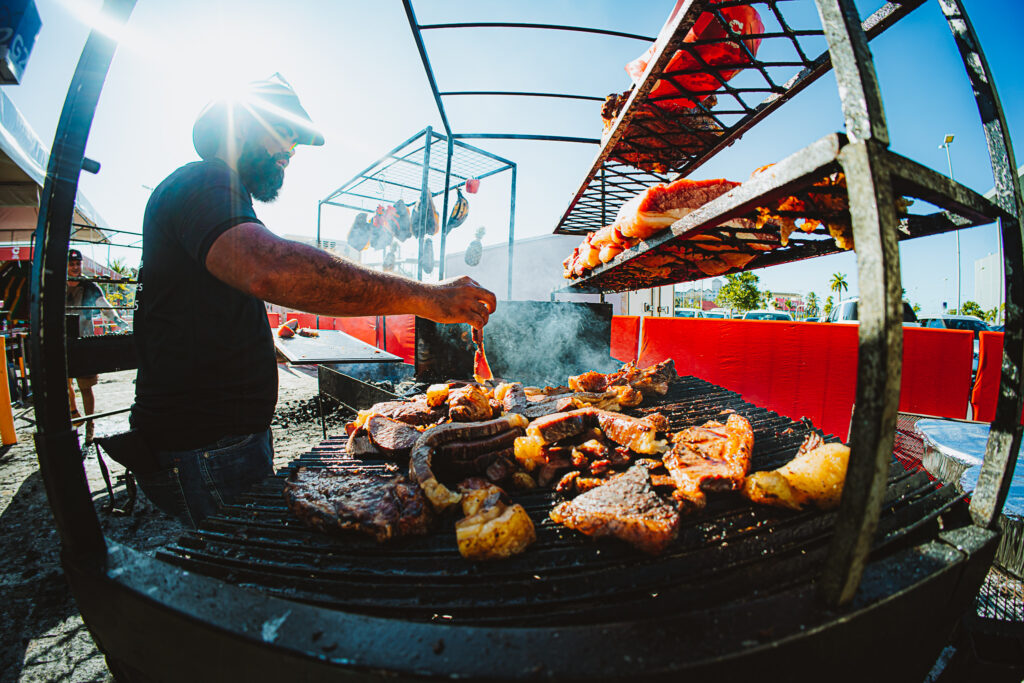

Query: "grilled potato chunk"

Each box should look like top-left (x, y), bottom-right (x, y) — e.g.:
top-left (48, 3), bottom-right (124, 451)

top-left (742, 443), bottom-right (850, 511)
top-left (455, 484), bottom-right (536, 560)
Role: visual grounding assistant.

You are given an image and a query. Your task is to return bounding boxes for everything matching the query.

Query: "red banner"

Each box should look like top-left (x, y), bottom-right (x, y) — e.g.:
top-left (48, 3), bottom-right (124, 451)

top-left (0, 246), bottom-right (32, 261)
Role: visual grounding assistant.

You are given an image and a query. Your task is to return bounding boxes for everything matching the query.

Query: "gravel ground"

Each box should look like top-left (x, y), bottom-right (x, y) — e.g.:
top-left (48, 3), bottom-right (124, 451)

top-left (0, 363), bottom-right (344, 683)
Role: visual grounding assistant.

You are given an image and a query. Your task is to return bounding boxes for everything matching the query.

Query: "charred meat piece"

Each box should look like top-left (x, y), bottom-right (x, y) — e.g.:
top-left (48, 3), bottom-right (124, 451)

top-left (355, 399), bottom-right (446, 427)
top-left (448, 385), bottom-right (498, 422)
top-left (438, 428), bottom-right (523, 462)
top-left (520, 394), bottom-right (579, 419)
top-left (516, 408), bottom-right (667, 474)
top-left (362, 415), bottom-right (421, 458)
top-left (663, 413), bottom-right (754, 512)
top-left (409, 414), bottom-right (529, 512)
top-left (742, 442), bottom-right (849, 511)
top-left (550, 465), bottom-right (680, 555)
top-left (524, 385), bottom-right (572, 396)
top-left (555, 470), bottom-right (611, 496)
top-left (345, 430), bottom-right (381, 458)
top-left (284, 467), bottom-right (431, 542)
top-left (536, 449), bottom-right (573, 488)
top-left (593, 410), bottom-right (668, 455)
top-left (494, 382), bottom-right (529, 414)
top-left (438, 431), bottom-right (522, 485)
top-left (527, 407), bottom-right (597, 443)
top-left (454, 478), bottom-right (536, 561)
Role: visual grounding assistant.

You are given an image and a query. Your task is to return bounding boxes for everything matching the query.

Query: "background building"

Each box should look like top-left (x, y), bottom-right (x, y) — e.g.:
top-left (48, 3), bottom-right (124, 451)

top-left (973, 252), bottom-right (1000, 312)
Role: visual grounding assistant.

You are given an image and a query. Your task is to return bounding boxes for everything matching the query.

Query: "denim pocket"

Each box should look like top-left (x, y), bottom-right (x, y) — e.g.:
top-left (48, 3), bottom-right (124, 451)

top-left (199, 431), bottom-right (273, 507)
top-left (135, 465), bottom-right (195, 527)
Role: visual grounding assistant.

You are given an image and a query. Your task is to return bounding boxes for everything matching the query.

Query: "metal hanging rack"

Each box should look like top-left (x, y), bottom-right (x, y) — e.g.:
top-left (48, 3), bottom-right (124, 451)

top-left (317, 127), bottom-right (516, 292)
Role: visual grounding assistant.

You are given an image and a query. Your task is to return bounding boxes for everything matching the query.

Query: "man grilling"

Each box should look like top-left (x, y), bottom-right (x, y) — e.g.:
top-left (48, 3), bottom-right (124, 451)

top-left (130, 74), bottom-right (495, 526)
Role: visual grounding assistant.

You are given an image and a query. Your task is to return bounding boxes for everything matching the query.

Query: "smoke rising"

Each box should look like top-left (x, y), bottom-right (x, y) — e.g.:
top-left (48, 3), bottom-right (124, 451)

top-left (415, 302), bottom-right (618, 386)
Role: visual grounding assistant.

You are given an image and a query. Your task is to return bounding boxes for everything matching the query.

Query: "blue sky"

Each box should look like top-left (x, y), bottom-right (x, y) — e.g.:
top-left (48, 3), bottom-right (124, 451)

top-left (9, 0), bottom-right (1022, 315)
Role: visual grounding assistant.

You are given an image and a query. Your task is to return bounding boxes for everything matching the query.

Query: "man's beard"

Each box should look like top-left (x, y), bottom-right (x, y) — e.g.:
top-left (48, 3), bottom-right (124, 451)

top-left (237, 139), bottom-right (287, 202)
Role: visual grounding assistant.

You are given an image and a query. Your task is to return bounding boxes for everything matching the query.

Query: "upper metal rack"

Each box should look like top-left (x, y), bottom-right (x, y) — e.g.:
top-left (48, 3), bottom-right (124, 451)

top-left (553, 0), bottom-right (924, 238)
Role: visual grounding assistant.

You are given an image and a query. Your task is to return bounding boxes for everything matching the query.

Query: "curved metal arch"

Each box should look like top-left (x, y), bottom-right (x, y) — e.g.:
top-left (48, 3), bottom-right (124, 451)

top-left (30, 0), bottom-right (136, 559)
top-left (938, 0), bottom-right (1024, 530)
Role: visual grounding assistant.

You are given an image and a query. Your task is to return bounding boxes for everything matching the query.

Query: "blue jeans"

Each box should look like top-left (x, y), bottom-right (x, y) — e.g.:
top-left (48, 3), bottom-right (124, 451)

top-left (135, 430), bottom-right (274, 527)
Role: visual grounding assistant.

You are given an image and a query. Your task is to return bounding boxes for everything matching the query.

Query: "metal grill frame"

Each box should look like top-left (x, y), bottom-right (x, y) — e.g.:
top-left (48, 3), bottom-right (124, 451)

top-left (24, 0), bottom-right (1022, 680)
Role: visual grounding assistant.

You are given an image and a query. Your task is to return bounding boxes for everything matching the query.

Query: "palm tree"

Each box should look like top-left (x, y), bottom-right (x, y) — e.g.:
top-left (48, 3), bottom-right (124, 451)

top-left (823, 295), bottom-right (834, 317)
top-left (830, 272), bottom-right (848, 300)
top-left (806, 291), bottom-right (819, 317)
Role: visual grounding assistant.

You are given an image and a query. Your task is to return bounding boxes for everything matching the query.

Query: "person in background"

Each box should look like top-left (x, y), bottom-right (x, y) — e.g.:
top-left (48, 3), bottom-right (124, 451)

top-left (66, 248), bottom-right (128, 443)
top-left (130, 74), bottom-right (496, 527)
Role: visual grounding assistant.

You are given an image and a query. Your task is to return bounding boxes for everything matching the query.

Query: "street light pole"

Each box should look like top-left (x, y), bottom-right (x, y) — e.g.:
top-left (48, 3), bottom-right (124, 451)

top-left (939, 134), bottom-right (960, 312)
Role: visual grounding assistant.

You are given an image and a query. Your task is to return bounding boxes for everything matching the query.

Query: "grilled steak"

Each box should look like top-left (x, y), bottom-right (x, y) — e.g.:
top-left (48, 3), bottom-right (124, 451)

top-left (550, 465), bottom-right (680, 555)
top-left (365, 415), bottom-right (421, 457)
top-left (663, 413), bottom-right (754, 511)
top-left (345, 415), bottom-right (422, 459)
top-left (284, 467), bottom-right (431, 542)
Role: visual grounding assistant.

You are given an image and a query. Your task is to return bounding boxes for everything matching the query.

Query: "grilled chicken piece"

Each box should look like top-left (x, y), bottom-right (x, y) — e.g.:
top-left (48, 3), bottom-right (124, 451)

top-left (550, 465), bottom-right (680, 555)
top-left (568, 360), bottom-right (676, 398)
top-left (742, 441), bottom-right (850, 511)
top-left (455, 478), bottom-right (536, 560)
top-left (663, 413), bottom-right (754, 512)
top-left (448, 385), bottom-right (498, 422)
top-left (284, 467), bottom-right (431, 542)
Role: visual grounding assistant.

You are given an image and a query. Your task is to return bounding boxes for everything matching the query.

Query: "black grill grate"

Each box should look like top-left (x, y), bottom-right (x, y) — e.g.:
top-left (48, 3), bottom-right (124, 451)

top-left (158, 376), bottom-right (964, 626)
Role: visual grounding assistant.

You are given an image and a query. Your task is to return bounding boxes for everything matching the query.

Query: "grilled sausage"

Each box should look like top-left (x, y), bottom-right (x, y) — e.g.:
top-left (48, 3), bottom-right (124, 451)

top-left (410, 414), bottom-right (529, 512)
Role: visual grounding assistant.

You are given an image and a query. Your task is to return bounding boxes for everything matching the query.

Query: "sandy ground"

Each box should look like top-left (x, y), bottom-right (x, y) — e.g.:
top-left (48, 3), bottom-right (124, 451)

top-left (0, 363), bottom-right (340, 683)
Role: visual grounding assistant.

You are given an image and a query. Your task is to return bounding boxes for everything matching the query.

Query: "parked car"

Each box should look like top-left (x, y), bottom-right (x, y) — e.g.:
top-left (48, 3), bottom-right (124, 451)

top-left (918, 314), bottom-right (989, 336)
top-left (804, 316), bottom-right (820, 323)
top-left (919, 314), bottom-right (990, 373)
top-left (674, 308), bottom-right (705, 318)
top-left (823, 297), bottom-right (920, 326)
top-left (742, 310), bottom-right (794, 321)
top-left (704, 311), bottom-right (727, 319)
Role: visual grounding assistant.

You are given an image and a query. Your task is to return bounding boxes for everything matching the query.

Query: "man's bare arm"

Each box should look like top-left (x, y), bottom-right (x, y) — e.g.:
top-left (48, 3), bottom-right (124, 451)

top-left (205, 222), bottom-right (496, 327)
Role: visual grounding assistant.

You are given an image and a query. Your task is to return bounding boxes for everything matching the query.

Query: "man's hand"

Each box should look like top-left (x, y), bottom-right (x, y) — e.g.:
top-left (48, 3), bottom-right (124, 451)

top-left (420, 276), bottom-right (497, 329)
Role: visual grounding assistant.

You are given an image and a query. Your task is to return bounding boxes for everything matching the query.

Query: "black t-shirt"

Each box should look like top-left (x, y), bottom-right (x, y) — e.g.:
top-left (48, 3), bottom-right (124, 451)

top-left (130, 159), bottom-right (277, 450)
